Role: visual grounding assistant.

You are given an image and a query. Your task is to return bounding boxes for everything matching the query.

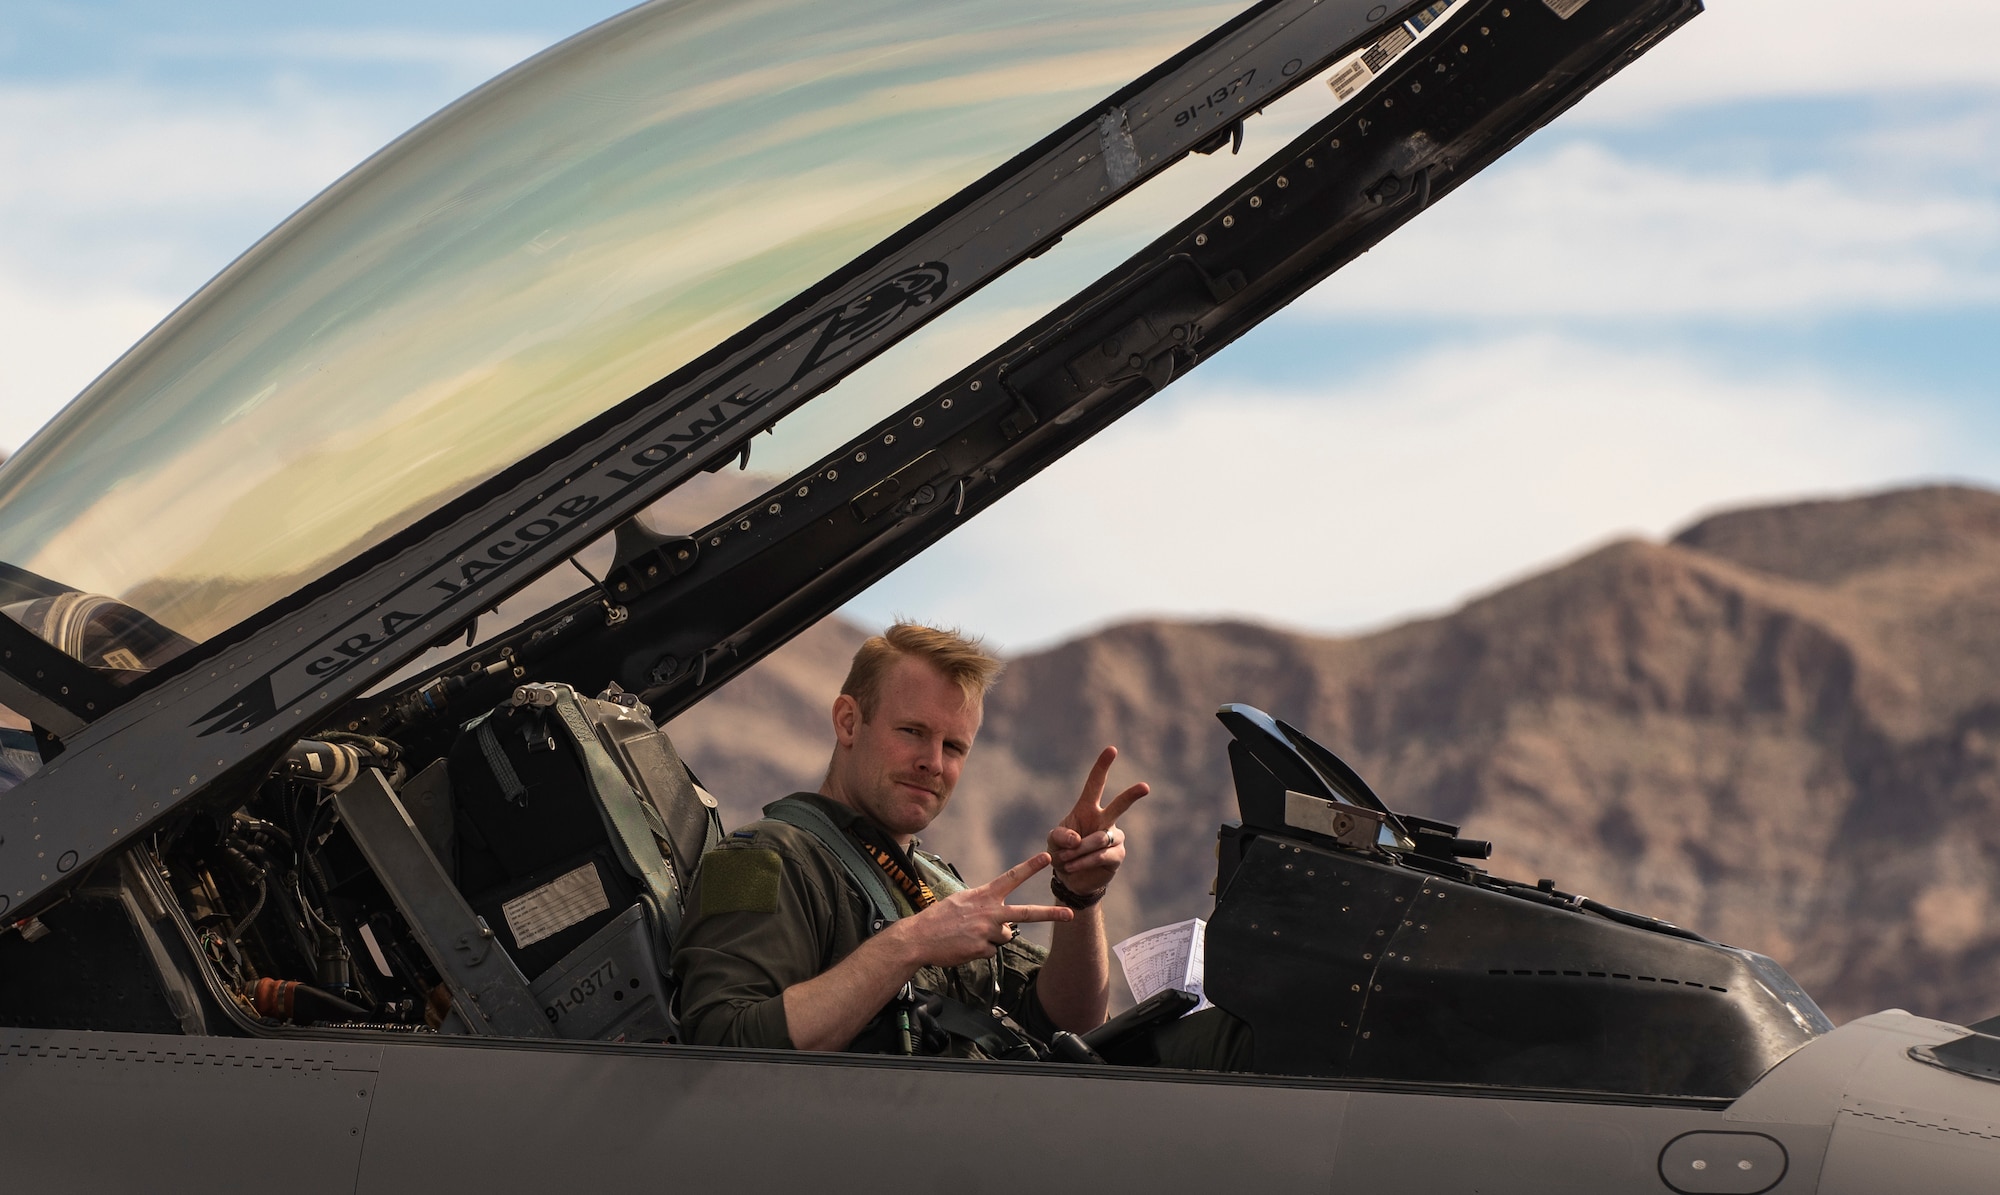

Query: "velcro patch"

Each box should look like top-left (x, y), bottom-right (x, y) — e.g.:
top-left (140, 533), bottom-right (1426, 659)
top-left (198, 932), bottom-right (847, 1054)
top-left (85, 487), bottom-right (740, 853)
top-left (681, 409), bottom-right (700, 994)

top-left (701, 847), bottom-right (782, 914)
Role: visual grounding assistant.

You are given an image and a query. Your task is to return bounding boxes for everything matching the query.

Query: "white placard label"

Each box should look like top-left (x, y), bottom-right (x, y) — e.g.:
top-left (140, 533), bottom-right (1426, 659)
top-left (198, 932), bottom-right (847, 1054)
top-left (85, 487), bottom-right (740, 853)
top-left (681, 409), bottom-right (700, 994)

top-left (1543, 0), bottom-right (1593, 18)
top-left (503, 863), bottom-right (610, 948)
top-left (1328, 59), bottom-right (1372, 101)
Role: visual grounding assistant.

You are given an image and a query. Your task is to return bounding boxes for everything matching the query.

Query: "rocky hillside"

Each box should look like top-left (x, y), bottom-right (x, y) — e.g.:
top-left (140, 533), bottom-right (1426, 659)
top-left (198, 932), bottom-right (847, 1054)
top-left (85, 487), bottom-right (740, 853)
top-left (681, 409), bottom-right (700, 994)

top-left (666, 484), bottom-right (2000, 1025)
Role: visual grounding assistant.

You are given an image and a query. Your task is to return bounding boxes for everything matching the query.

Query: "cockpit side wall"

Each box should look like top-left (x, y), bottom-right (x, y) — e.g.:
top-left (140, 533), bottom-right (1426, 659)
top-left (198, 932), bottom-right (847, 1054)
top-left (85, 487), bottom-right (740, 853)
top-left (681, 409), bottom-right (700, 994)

top-left (1208, 829), bottom-right (1827, 1098)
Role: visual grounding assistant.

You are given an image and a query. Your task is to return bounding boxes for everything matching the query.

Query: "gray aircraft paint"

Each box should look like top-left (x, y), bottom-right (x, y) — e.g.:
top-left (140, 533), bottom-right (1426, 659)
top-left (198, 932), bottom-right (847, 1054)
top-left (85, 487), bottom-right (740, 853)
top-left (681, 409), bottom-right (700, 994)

top-left (5, 1013), bottom-right (1996, 1192)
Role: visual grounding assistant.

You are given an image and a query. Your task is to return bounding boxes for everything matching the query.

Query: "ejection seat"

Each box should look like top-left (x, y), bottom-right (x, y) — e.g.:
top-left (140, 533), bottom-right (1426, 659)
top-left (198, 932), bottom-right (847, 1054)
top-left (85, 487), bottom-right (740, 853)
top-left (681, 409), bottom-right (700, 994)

top-left (337, 682), bottom-right (722, 1042)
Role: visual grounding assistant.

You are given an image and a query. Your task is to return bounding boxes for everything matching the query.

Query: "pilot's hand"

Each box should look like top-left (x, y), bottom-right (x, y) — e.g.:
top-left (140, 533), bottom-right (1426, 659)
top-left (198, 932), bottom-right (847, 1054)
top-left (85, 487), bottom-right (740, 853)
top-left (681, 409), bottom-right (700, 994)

top-left (900, 852), bottom-right (1073, 968)
top-left (1047, 746), bottom-right (1148, 899)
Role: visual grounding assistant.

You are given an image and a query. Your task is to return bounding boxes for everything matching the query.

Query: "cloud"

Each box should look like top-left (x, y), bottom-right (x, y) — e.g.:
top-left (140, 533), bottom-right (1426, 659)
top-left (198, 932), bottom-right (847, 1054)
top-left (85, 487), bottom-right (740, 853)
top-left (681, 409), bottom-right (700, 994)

top-left (140, 29), bottom-right (545, 83)
top-left (1844, 101), bottom-right (2000, 190)
top-left (0, 81), bottom-right (395, 451)
top-left (0, 83), bottom-right (389, 224)
top-left (0, 274), bottom-right (168, 455)
top-left (1580, 0), bottom-right (2000, 121)
top-left (848, 335), bottom-right (1963, 650)
top-left (1301, 142), bottom-right (2000, 320)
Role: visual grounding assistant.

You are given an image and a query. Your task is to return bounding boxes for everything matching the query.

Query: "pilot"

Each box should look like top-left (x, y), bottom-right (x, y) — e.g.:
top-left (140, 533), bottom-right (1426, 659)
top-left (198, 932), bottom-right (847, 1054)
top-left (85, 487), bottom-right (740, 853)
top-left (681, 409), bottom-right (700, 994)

top-left (672, 622), bottom-right (1248, 1067)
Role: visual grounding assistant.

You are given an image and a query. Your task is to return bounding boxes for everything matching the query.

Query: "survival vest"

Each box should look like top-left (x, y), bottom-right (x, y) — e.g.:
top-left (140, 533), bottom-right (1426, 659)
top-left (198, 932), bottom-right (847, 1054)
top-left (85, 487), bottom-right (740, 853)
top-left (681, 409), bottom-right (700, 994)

top-left (762, 795), bottom-right (1045, 1060)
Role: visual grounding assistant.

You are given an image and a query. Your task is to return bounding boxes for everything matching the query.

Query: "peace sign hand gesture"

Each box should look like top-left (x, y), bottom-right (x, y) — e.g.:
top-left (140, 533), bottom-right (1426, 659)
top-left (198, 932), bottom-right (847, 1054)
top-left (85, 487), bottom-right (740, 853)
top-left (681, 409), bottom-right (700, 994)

top-left (903, 852), bottom-right (1073, 968)
top-left (1047, 746), bottom-right (1149, 899)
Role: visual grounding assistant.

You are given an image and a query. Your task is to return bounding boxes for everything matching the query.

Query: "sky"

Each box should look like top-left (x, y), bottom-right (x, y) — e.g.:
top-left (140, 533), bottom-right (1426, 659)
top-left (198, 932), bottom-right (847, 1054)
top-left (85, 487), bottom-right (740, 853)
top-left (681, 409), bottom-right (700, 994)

top-left (3, 0), bottom-right (1998, 653)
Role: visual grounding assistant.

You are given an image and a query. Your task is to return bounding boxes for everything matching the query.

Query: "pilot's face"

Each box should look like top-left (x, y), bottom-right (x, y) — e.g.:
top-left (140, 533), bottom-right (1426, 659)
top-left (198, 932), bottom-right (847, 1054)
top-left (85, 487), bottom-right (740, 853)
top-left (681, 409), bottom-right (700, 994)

top-left (826, 655), bottom-right (981, 843)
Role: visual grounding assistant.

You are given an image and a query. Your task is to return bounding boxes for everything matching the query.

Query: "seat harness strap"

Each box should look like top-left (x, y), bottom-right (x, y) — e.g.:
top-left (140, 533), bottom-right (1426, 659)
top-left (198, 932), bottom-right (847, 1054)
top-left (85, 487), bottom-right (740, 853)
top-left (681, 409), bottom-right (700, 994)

top-left (470, 714), bottom-right (526, 807)
top-left (763, 797), bottom-right (904, 932)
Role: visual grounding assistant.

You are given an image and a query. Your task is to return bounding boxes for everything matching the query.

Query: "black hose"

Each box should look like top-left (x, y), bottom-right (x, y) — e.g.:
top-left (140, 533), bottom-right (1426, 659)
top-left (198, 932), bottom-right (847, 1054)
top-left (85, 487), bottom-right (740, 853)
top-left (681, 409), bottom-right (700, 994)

top-left (226, 877), bottom-right (268, 946)
top-left (1484, 879), bottom-right (1580, 912)
top-left (1484, 876), bottom-right (1714, 943)
top-left (1578, 897), bottom-right (1714, 944)
top-left (267, 876), bottom-right (321, 971)
top-left (219, 841), bottom-right (262, 885)
top-left (295, 792), bottom-right (336, 898)
top-left (292, 983), bottom-right (372, 1024)
top-left (302, 847), bottom-right (331, 899)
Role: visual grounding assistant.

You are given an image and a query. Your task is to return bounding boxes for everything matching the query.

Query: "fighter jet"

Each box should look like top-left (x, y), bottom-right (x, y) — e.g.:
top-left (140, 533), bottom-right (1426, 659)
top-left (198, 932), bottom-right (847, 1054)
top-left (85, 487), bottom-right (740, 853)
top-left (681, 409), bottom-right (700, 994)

top-left (3, 1), bottom-right (1996, 1190)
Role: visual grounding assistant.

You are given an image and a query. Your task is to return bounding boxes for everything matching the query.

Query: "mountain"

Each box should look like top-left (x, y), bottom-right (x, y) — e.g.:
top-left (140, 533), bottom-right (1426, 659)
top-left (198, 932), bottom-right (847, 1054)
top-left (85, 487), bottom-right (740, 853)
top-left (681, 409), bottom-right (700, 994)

top-left (665, 484), bottom-right (2000, 1025)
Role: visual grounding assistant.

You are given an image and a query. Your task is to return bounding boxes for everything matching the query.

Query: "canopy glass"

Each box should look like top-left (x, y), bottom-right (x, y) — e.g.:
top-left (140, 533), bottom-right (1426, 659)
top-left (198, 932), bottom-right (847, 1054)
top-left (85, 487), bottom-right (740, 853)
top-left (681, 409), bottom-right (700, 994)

top-left (0, 0), bottom-right (1247, 676)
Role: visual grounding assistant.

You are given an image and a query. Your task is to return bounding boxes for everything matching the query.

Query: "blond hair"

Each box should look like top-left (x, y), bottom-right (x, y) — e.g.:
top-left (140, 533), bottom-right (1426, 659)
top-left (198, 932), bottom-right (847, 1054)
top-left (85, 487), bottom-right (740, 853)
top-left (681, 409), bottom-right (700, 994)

top-left (841, 623), bottom-right (1003, 717)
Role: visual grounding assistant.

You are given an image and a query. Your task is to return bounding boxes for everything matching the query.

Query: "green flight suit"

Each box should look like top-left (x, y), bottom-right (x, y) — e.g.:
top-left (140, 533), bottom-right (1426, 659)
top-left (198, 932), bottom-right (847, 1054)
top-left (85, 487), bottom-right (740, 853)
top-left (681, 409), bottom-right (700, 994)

top-left (673, 791), bottom-right (1253, 1070)
top-left (673, 793), bottom-right (1059, 1056)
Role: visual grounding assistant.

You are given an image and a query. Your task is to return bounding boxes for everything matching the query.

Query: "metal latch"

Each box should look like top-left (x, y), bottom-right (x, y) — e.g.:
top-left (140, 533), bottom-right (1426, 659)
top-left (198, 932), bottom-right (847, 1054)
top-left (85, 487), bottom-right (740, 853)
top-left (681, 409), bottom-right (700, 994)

top-left (1283, 790), bottom-right (1386, 850)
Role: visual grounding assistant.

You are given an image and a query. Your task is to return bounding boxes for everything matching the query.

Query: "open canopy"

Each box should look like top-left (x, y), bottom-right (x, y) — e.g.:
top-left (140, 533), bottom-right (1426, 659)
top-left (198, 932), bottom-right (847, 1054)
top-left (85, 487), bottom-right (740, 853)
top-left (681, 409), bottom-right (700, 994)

top-left (0, 0), bottom-right (1247, 674)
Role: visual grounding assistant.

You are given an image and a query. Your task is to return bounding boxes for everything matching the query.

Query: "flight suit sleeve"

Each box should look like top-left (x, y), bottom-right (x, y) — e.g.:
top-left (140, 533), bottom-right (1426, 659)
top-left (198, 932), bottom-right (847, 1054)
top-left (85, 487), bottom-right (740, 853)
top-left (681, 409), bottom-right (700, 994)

top-left (672, 833), bottom-right (840, 1049)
